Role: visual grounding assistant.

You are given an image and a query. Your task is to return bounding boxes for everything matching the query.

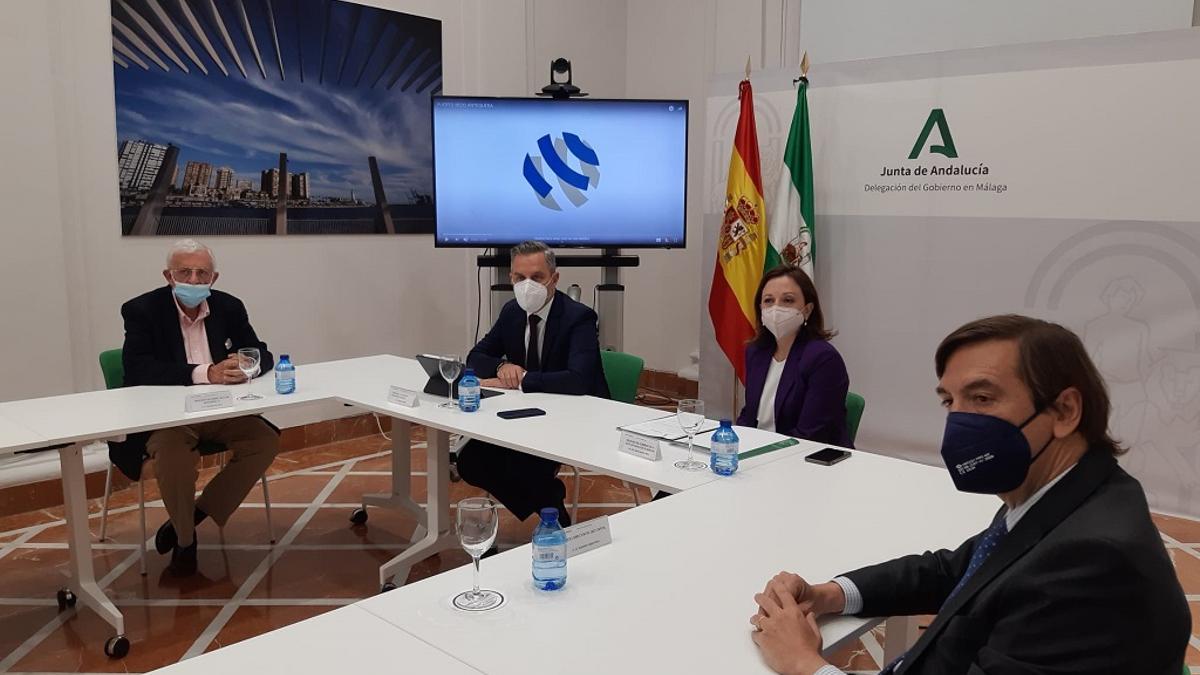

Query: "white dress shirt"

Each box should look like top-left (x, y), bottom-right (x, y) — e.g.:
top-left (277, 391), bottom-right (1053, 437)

top-left (756, 357), bottom-right (787, 432)
top-left (518, 294), bottom-right (555, 391)
top-left (816, 464), bottom-right (1078, 675)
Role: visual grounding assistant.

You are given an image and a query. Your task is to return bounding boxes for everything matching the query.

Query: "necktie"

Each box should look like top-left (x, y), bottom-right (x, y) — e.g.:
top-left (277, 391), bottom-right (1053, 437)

top-left (526, 315), bottom-right (542, 372)
top-left (879, 517), bottom-right (1008, 675)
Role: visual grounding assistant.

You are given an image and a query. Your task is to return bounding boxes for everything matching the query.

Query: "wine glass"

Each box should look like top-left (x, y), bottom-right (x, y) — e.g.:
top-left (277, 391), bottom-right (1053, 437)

top-left (439, 354), bottom-right (462, 409)
top-left (452, 497), bottom-right (504, 611)
top-left (674, 398), bottom-right (708, 471)
top-left (237, 348), bottom-right (262, 401)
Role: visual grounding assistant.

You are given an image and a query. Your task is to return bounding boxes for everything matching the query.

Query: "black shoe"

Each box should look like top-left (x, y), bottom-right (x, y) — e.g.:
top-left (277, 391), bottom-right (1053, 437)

top-left (480, 546), bottom-right (500, 559)
top-left (167, 539), bottom-right (198, 577)
top-left (154, 520), bottom-right (177, 555)
top-left (155, 508), bottom-right (208, 555)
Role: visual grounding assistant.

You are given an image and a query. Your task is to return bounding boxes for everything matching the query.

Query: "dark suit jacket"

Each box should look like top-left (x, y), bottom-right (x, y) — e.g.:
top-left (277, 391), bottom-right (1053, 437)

top-left (109, 286), bottom-right (274, 480)
top-left (467, 291), bottom-right (609, 398)
top-left (736, 337), bottom-right (851, 447)
top-left (842, 449), bottom-right (1190, 675)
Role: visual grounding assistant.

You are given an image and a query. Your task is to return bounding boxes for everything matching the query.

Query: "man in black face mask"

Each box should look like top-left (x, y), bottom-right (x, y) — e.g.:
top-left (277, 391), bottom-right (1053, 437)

top-left (748, 314), bottom-right (1190, 675)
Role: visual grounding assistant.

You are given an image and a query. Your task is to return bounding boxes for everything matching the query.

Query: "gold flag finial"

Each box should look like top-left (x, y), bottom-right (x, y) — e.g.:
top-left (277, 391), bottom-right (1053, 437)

top-left (801, 51), bottom-right (810, 77)
top-left (745, 56), bottom-right (752, 79)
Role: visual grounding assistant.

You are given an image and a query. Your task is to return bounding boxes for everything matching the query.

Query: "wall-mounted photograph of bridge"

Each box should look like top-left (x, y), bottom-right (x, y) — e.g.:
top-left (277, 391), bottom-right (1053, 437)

top-left (111, 0), bottom-right (440, 236)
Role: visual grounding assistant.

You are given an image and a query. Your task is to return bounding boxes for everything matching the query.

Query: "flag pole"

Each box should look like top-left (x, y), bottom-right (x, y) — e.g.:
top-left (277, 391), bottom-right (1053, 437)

top-left (733, 52), bottom-right (748, 418)
top-left (731, 370), bottom-right (738, 418)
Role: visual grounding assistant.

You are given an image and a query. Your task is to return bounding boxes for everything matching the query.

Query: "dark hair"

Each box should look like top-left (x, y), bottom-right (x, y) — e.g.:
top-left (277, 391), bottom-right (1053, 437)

top-left (751, 265), bottom-right (836, 348)
top-left (934, 314), bottom-right (1124, 456)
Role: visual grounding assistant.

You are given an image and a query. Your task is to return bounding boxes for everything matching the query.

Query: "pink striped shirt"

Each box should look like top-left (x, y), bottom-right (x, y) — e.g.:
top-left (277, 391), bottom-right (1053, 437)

top-left (175, 297), bottom-right (214, 384)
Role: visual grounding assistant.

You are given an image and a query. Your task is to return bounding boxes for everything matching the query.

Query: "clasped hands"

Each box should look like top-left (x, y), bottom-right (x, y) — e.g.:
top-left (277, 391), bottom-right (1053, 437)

top-left (750, 571), bottom-right (845, 675)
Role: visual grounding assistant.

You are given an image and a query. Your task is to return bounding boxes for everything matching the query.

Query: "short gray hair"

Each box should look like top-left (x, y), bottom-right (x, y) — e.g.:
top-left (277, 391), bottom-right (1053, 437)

top-left (510, 240), bottom-right (555, 272)
top-left (167, 238), bottom-right (216, 270)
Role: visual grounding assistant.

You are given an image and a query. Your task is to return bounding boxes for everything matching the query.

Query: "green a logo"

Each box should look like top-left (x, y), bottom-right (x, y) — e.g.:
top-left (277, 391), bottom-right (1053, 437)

top-left (908, 108), bottom-right (958, 159)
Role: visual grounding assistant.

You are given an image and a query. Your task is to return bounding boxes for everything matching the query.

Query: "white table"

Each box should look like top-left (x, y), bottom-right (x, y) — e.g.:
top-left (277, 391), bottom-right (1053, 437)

top-left (0, 365), bottom-right (348, 657)
top-left (322, 355), bottom-right (809, 589)
top-left (0, 410), bottom-right (50, 453)
top-left (0, 354), bottom-right (809, 657)
top-left (149, 604), bottom-right (483, 674)
top-left (356, 448), bottom-right (998, 674)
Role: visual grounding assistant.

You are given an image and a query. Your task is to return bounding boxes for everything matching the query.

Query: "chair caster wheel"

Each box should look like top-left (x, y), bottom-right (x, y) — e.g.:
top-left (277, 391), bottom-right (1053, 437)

top-left (105, 635), bottom-right (130, 659)
top-left (56, 589), bottom-right (77, 611)
top-left (380, 581), bottom-right (397, 594)
top-left (350, 508), bottom-right (368, 525)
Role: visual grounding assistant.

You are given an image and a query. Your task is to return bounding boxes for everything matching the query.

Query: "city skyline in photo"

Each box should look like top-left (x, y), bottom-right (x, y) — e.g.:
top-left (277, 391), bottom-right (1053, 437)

top-left (111, 0), bottom-right (441, 235)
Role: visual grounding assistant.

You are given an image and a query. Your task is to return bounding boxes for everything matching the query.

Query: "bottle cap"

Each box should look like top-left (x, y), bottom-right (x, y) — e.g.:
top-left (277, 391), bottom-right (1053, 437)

top-left (464, 367), bottom-right (475, 376)
top-left (280, 354), bottom-right (290, 360)
top-left (719, 419), bottom-right (732, 427)
top-left (539, 507), bottom-right (559, 522)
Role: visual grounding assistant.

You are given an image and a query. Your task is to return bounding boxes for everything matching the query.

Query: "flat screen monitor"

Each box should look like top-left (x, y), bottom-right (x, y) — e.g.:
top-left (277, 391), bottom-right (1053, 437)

top-left (432, 96), bottom-right (688, 248)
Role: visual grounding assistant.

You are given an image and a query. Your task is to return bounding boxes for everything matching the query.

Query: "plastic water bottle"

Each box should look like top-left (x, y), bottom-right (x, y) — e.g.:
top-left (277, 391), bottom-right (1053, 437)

top-left (710, 419), bottom-right (739, 476)
top-left (532, 507), bottom-right (568, 590)
top-left (274, 354), bottom-right (295, 395)
top-left (458, 368), bottom-right (480, 412)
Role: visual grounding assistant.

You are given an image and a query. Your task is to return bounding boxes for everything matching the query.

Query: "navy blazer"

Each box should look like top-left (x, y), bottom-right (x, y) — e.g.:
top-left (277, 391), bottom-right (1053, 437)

top-left (468, 291), bottom-right (609, 398)
top-left (736, 336), bottom-right (851, 447)
top-left (843, 449), bottom-right (1189, 674)
top-left (109, 285), bottom-right (274, 480)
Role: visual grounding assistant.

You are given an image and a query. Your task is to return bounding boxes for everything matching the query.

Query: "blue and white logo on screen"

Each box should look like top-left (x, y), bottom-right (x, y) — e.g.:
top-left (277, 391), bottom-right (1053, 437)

top-left (522, 132), bottom-right (600, 211)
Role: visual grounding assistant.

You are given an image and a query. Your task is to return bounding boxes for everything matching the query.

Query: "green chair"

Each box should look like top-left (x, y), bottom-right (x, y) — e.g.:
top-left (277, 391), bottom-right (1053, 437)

top-left (586, 350), bottom-right (649, 517)
top-left (600, 350), bottom-right (645, 405)
top-left (845, 391), bottom-right (866, 445)
top-left (99, 349), bottom-right (124, 390)
top-left (97, 349), bottom-right (274, 574)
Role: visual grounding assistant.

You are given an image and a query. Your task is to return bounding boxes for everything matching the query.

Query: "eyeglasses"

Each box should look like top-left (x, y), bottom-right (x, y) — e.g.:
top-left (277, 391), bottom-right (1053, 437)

top-left (169, 268), bottom-right (214, 283)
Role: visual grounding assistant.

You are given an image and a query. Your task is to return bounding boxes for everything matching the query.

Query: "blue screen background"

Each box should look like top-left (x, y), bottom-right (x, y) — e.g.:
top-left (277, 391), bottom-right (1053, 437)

top-left (433, 98), bottom-right (688, 247)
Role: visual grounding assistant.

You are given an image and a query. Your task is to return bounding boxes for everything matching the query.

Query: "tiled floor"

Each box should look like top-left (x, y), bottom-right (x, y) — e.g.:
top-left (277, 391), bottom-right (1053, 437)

top-left (0, 427), bottom-right (1197, 673)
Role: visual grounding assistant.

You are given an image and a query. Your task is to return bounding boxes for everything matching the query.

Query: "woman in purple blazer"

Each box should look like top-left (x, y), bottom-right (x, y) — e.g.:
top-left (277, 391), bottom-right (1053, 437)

top-left (736, 266), bottom-right (852, 447)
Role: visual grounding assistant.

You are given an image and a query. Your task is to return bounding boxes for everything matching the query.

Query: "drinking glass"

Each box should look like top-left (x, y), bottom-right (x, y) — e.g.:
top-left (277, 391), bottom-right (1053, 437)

top-left (674, 398), bottom-right (708, 471)
top-left (439, 354), bottom-right (463, 409)
top-left (452, 497), bottom-right (503, 611)
top-left (237, 347), bottom-right (262, 401)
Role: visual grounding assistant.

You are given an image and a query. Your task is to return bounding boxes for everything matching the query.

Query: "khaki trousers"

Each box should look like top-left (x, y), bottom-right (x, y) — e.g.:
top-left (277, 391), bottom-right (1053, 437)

top-left (145, 416), bottom-right (279, 546)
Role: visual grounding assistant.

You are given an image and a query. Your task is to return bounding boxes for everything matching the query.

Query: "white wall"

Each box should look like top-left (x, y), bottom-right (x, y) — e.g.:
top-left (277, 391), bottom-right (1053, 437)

top-left (0, 0), bottom-right (639, 407)
top-left (8, 0), bottom-right (1191, 406)
top-left (0, 3), bottom-right (77, 399)
top-left (800, 0), bottom-right (1194, 64)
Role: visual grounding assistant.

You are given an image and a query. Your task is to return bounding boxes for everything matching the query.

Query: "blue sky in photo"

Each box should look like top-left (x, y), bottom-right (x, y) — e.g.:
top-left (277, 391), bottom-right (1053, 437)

top-left (112, 0), bottom-right (441, 201)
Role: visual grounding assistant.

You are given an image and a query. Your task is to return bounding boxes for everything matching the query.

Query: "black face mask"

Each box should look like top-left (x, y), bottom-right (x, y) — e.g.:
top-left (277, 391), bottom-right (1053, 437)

top-left (939, 408), bottom-right (1054, 494)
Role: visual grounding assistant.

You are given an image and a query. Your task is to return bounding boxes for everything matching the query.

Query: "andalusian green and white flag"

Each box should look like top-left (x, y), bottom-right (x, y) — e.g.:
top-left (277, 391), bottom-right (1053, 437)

top-left (768, 76), bottom-right (814, 276)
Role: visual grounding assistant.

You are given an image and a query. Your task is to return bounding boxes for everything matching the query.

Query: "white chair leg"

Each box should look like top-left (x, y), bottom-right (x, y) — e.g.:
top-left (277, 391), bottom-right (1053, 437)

top-left (570, 466), bottom-right (581, 524)
top-left (138, 475), bottom-right (148, 576)
top-left (98, 462), bottom-right (114, 542)
top-left (261, 474), bottom-right (275, 544)
top-left (623, 480), bottom-right (643, 506)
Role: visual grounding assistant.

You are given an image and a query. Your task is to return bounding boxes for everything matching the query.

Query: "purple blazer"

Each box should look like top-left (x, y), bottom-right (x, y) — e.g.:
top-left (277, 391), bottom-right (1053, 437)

top-left (736, 337), bottom-right (852, 448)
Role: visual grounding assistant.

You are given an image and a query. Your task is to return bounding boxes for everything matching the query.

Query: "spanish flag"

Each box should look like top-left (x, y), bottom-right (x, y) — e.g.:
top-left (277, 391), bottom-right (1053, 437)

top-left (708, 78), bottom-right (767, 383)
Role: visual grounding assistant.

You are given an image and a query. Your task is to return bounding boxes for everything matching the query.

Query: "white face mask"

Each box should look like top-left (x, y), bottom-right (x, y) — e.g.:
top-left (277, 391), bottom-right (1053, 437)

top-left (761, 306), bottom-right (805, 340)
top-left (513, 278), bottom-right (549, 313)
